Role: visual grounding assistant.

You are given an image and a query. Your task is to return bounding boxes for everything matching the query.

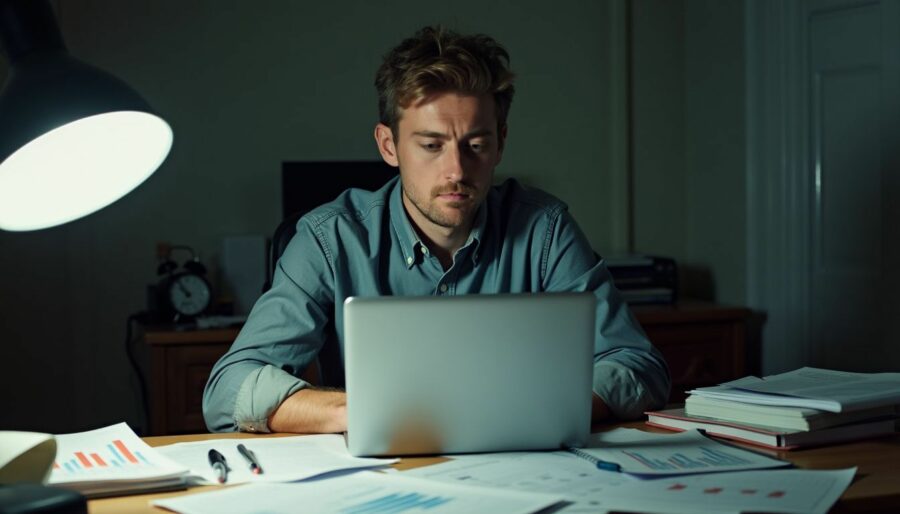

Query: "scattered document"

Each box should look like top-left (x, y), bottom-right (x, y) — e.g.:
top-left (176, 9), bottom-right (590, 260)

top-left (48, 422), bottom-right (189, 498)
top-left (405, 450), bottom-right (636, 513)
top-left (155, 434), bottom-right (396, 485)
top-left (582, 428), bottom-right (790, 477)
top-left (689, 367), bottom-right (900, 413)
top-left (152, 470), bottom-right (565, 514)
top-left (597, 467), bottom-right (856, 514)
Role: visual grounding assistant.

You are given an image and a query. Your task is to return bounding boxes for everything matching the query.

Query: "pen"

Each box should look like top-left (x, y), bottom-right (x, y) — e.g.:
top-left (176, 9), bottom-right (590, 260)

top-left (208, 448), bottom-right (229, 484)
top-left (237, 443), bottom-right (263, 474)
top-left (564, 445), bottom-right (622, 472)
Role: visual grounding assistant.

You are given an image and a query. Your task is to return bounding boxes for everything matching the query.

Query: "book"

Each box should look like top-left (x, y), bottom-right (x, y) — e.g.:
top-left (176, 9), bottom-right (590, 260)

top-left (688, 367), bottom-right (900, 413)
top-left (646, 408), bottom-right (897, 450)
top-left (48, 422), bottom-right (189, 498)
top-left (684, 394), bottom-right (898, 431)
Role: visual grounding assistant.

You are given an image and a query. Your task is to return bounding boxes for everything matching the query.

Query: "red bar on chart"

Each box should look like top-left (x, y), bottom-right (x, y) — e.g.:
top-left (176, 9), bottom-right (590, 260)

top-left (91, 453), bottom-right (107, 467)
top-left (113, 440), bottom-right (139, 464)
top-left (75, 452), bottom-right (93, 468)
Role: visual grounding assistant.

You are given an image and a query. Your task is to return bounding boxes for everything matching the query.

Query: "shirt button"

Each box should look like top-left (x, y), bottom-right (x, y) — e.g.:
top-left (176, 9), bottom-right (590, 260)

top-left (406, 256), bottom-right (413, 265)
top-left (420, 246), bottom-right (429, 255)
top-left (439, 284), bottom-right (448, 293)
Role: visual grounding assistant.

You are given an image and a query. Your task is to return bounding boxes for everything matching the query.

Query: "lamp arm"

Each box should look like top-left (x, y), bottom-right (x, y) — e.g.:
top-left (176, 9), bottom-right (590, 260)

top-left (0, 0), bottom-right (65, 64)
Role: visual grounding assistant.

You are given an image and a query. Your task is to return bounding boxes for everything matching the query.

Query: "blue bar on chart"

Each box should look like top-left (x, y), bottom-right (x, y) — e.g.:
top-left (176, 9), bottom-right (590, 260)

top-left (622, 446), bottom-right (752, 471)
top-left (342, 492), bottom-right (452, 514)
top-left (698, 447), bottom-right (751, 466)
top-left (622, 450), bottom-right (676, 470)
top-left (107, 443), bottom-right (127, 465)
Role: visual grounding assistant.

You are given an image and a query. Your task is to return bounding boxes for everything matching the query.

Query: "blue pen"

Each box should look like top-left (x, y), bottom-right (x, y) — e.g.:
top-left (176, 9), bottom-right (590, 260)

top-left (565, 445), bottom-right (622, 472)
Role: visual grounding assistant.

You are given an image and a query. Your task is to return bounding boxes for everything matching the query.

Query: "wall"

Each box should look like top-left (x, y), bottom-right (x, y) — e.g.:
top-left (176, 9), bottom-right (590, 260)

top-left (683, 0), bottom-right (746, 304)
top-left (0, 0), bottom-right (629, 433)
top-left (630, 0), bottom-right (747, 303)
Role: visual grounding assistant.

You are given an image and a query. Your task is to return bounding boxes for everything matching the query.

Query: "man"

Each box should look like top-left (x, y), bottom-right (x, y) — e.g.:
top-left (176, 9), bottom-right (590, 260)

top-left (203, 26), bottom-right (670, 434)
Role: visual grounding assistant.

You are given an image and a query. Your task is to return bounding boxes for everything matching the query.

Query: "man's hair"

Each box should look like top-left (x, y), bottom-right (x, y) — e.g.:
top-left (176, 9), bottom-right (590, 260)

top-left (375, 26), bottom-right (515, 132)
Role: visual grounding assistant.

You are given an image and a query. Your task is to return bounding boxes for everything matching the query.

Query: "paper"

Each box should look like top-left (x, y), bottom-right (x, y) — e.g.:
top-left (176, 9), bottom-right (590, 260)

top-left (152, 471), bottom-right (565, 514)
top-left (48, 422), bottom-right (188, 497)
top-left (599, 467), bottom-right (856, 514)
top-left (690, 367), bottom-right (900, 412)
top-left (405, 450), bottom-right (635, 513)
top-left (581, 428), bottom-right (790, 476)
top-left (155, 434), bottom-right (396, 485)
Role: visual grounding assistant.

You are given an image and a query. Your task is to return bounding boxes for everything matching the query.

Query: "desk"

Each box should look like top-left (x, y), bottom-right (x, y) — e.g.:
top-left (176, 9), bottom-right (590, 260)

top-left (141, 302), bottom-right (752, 435)
top-left (88, 422), bottom-right (899, 514)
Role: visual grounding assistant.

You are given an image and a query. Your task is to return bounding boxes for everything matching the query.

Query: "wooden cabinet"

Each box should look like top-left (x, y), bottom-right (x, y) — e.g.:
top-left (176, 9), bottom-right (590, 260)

top-left (144, 328), bottom-right (238, 436)
top-left (632, 302), bottom-right (751, 403)
top-left (142, 302), bottom-right (752, 434)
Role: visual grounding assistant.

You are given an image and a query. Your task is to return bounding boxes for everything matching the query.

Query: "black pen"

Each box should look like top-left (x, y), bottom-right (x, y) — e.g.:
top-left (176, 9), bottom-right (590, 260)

top-left (208, 448), bottom-right (229, 483)
top-left (237, 443), bottom-right (263, 475)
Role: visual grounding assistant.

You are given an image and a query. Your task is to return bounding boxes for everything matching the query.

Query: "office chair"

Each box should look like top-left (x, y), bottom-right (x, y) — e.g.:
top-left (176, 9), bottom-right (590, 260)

top-left (267, 163), bottom-right (396, 388)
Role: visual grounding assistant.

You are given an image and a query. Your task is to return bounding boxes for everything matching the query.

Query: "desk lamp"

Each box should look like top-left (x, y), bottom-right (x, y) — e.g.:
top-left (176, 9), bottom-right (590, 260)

top-left (0, 0), bottom-right (172, 231)
top-left (0, 0), bottom-right (172, 511)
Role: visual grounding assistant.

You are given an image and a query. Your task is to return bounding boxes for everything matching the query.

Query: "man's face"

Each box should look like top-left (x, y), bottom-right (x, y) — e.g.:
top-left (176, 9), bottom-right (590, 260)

top-left (376, 93), bottom-right (505, 237)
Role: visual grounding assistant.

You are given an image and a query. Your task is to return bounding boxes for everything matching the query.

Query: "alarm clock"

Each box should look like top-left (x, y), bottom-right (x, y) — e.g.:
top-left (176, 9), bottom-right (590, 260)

top-left (156, 245), bottom-right (212, 321)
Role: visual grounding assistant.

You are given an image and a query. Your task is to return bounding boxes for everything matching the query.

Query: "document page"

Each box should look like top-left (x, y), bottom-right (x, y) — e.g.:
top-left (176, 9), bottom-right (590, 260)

top-left (48, 422), bottom-right (188, 496)
top-left (730, 367), bottom-right (900, 410)
top-left (404, 450), bottom-right (635, 513)
top-left (152, 471), bottom-right (564, 514)
top-left (582, 428), bottom-right (790, 477)
top-left (599, 467), bottom-right (856, 514)
top-left (155, 434), bottom-right (396, 484)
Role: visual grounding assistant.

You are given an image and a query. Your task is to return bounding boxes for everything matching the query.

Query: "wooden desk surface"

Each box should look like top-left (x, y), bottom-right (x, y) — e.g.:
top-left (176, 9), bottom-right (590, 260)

top-left (88, 423), bottom-right (900, 514)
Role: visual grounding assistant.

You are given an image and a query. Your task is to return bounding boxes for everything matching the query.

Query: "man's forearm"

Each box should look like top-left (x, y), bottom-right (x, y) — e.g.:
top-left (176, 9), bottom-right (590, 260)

top-left (267, 388), bottom-right (347, 433)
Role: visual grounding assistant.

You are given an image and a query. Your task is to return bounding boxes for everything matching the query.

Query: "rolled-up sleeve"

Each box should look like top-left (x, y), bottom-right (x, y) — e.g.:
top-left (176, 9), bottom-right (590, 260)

top-left (542, 209), bottom-right (671, 419)
top-left (202, 217), bottom-right (335, 432)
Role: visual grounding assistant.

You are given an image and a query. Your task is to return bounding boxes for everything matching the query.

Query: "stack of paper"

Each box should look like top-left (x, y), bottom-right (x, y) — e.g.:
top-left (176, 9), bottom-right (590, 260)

top-left (651, 367), bottom-right (900, 450)
top-left (688, 367), bottom-right (900, 413)
top-left (48, 422), bottom-right (189, 498)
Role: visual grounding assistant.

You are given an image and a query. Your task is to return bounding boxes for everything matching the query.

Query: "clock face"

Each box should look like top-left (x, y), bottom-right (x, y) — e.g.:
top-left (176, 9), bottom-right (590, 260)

top-left (168, 273), bottom-right (211, 316)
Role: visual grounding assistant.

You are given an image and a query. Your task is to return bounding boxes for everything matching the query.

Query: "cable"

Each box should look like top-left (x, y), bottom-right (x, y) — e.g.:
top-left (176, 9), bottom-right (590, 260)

top-left (125, 312), bottom-right (150, 436)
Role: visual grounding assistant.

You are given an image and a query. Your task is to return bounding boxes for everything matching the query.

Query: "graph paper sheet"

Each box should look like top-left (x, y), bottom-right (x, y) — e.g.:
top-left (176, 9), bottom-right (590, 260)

top-left (152, 471), bottom-right (565, 514)
top-left (155, 434), bottom-right (397, 485)
top-left (600, 467), bottom-right (856, 514)
top-left (582, 428), bottom-right (791, 477)
top-left (48, 422), bottom-right (188, 497)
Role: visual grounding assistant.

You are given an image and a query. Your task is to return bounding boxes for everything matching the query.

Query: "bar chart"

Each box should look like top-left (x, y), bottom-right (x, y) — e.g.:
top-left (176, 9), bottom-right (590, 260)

top-left (54, 438), bottom-right (154, 475)
top-left (341, 492), bottom-right (452, 513)
top-left (621, 447), bottom-right (753, 471)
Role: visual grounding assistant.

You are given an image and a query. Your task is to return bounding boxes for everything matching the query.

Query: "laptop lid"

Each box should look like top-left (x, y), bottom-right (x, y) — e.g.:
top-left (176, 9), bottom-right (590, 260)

top-left (344, 292), bottom-right (594, 457)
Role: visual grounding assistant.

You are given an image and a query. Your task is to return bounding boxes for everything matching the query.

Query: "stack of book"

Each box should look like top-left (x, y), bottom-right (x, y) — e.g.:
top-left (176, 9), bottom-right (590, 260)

top-left (646, 367), bottom-right (900, 450)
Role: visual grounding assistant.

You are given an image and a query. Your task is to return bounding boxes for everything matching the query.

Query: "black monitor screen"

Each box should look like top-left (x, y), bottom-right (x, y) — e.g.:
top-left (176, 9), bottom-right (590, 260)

top-left (281, 161), bottom-right (397, 219)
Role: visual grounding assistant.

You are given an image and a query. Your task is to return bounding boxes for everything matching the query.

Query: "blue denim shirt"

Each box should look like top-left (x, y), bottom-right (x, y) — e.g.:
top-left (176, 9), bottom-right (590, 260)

top-left (203, 177), bottom-right (670, 432)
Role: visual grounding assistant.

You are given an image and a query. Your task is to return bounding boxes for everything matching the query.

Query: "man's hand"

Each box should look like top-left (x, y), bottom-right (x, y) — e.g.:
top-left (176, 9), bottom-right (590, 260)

top-left (591, 393), bottom-right (611, 422)
top-left (267, 388), bottom-right (347, 433)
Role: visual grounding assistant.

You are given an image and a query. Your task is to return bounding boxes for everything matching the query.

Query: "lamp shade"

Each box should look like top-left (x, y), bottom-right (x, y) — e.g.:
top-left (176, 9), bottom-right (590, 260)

top-left (0, 0), bottom-right (172, 231)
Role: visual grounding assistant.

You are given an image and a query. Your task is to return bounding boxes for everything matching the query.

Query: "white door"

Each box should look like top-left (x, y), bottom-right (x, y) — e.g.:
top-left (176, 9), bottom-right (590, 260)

top-left (807, 0), bottom-right (900, 371)
top-left (747, 0), bottom-right (900, 373)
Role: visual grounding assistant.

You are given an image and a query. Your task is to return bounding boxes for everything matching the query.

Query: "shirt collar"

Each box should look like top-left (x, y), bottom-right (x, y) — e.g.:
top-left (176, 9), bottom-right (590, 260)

top-left (389, 179), bottom-right (490, 269)
top-left (389, 180), bottom-right (424, 269)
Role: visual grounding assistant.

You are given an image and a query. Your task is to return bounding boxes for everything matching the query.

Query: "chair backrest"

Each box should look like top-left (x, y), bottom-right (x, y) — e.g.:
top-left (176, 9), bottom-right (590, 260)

top-left (266, 161), bottom-right (397, 387)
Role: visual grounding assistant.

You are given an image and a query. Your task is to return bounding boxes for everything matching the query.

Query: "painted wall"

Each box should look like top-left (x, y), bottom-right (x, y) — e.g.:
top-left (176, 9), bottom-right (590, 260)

top-left (0, 0), bottom-right (631, 433)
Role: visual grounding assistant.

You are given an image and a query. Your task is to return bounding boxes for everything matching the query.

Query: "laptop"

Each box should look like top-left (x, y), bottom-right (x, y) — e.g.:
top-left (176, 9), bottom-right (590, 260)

top-left (343, 292), bottom-right (595, 457)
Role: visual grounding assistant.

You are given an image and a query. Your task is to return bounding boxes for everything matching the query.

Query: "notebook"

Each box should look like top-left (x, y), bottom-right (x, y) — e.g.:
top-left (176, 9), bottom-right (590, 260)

top-left (343, 292), bottom-right (595, 457)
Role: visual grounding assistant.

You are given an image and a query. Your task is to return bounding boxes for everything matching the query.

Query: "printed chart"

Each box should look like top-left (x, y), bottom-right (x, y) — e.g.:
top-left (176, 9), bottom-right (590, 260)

top-left (341, 492), bottom-right (452, 514)
top-left (55, 438), bottom-right (152, 474)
